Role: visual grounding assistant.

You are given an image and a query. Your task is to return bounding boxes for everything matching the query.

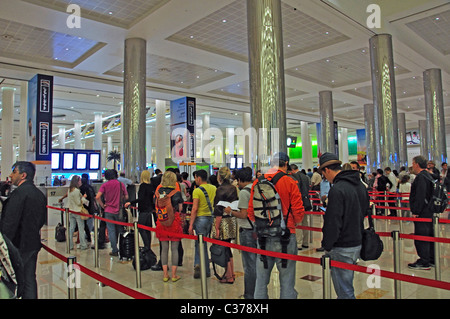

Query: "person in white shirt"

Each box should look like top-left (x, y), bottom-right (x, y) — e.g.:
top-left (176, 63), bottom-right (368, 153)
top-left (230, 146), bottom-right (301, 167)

top-left (60, 175), bottom-right (89, 250)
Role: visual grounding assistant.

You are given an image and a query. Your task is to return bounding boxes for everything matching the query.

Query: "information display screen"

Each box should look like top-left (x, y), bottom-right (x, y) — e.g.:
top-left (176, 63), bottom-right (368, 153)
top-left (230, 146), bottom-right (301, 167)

top-left (63, 153), bottom-right (74, 170)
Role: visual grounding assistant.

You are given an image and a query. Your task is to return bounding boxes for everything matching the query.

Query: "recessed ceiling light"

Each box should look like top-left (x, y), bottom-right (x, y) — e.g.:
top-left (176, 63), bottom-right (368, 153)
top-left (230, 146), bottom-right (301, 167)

top-left (435, 17), bottom-right (440, 20)
top-left (190, 35), bottom-right (194, 39)
top-left (222, 19), bottom-right (227, 23)
top-left (109, 11), bottom-right (113, 15)
top-left (326, 59), bottom-right (330, 62)
top-left (325, 31), bottom-right (329, 35)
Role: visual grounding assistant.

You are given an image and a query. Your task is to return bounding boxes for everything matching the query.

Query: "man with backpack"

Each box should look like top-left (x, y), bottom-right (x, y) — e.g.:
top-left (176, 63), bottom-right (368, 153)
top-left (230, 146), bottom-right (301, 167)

top-left (247, 152), bottom-right (305, 299)
top-left (408, 155), bottom-right (440, 270)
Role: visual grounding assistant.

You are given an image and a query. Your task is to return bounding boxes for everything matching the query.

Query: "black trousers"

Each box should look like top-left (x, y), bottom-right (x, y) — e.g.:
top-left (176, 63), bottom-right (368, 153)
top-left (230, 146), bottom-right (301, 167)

top-left (21, 249), bottom-right (39, 299)
top-left (414, 220), bottom-right (435, 265)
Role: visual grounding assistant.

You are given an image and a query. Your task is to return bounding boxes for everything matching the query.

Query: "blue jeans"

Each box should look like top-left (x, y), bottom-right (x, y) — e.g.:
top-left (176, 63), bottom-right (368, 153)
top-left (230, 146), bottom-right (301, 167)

top-left (105, 212), bottom-right (121, 254)
top-left (69, 213), bottom-right (88, 249)
top-left (254, 233), bottom-right (298, 299)
top-left (239, 228), bottom-right (257, 299)
top-left (193, 216), bottom-right (213, 275)
top-left (326, 245), bottom-right (361, 299)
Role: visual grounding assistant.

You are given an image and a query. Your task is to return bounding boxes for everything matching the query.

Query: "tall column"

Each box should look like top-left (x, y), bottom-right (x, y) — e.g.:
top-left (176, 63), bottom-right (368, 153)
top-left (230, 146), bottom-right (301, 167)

top-left (397, 113), bottom-right (407, 168)
top-left (340, 128), bottom-right (349, 164)
top-left (74, 119), bottom-right (82, 149)
top-left (242, 113), bottom-right (252, 168)
top-left (94, 112), bottom-right (103, 150)
top-left (423, 68), bottom-right (447, 167)
top-left (58, 126), bottom-right (66, 149)
top-left (319, 91), bottom-right (335, 154)
top-left (247, 0), bottom-right (287, 169)
top-left (364, 104), bottom-right (378, 174)
top-left (123, 37), bottom-right (147, 182)
top-left (202, 113), bottom-right (210, 163)
top-left (19, 82), bottom-right (28, 161)
top-left (369, 34), bottom-right (400, 170)
top-left (155, 100), bottom-right (166, 172)
top-left (1, 87), bottom-right (14, 179)
top-left (146, 125), bottom-right (152, 170)
top-left (419, 120), bottom-right (429, 158)
top-left (301, 121), bottom-right (313, 170)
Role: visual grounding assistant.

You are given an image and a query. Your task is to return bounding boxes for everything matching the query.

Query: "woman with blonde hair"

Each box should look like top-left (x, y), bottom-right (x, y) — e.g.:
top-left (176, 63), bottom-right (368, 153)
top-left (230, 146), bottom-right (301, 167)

top-left (66, 175), bottom-right (89, 250)
top-left (155, 171), bottom-right (184, 282)
top-left (212, 166), bottom-right (238, 283)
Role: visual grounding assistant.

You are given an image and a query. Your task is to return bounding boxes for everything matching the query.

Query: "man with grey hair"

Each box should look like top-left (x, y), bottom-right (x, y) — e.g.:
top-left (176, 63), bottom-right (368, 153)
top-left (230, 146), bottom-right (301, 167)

top-left (0, 161), bottom-right (47, 299)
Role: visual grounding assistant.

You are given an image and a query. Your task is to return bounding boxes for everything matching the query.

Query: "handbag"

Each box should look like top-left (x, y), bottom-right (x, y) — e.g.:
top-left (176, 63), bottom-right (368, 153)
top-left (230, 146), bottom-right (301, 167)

top-left (360, 213), bottom-right (384, 261)
top-left (80, 206), bottom-right (90, 220)
top-left (212, 216), bottom-right (237, 240)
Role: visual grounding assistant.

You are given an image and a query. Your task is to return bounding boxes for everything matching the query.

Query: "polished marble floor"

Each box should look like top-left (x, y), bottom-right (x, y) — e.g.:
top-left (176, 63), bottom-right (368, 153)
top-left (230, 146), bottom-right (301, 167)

top-left (36, 213), bottom-right (450, 299)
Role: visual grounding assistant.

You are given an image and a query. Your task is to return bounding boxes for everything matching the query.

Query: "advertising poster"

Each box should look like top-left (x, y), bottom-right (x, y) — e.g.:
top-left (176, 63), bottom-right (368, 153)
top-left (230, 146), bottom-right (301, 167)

top-left (27, 74), bottom-right (53, 162)
top-left (170, 97), bottom-right (196, 162)
top-left (356, 129), bottom-right (367, 164)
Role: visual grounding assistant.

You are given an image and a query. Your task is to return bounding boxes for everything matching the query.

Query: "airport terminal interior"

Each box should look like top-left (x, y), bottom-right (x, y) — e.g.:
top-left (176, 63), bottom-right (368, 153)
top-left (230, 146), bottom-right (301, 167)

top-left (0, 0), bottom-right (449, 300)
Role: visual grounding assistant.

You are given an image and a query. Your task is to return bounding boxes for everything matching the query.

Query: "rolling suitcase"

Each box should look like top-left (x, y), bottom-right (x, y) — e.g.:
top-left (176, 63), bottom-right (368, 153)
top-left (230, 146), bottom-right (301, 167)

top-left (118, 207), bottom-right (134, 261)
top-left (55, 208), bottom-right (66, 242)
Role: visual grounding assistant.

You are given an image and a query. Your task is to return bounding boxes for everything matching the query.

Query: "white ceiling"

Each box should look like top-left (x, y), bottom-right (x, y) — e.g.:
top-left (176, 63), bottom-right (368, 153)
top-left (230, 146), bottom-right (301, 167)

top-left (0, 0), bottom-right (449, 146)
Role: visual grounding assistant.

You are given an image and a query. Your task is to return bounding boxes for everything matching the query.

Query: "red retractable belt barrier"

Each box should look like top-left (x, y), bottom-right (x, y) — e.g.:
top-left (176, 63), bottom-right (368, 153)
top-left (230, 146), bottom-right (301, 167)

top-left (46, 204), bottom-right (450, 294)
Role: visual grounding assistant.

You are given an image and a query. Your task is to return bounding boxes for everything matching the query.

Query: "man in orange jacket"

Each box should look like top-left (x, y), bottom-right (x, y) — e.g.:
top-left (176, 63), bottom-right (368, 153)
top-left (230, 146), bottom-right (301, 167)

top-left (247, 152), bottom-right (305, 299)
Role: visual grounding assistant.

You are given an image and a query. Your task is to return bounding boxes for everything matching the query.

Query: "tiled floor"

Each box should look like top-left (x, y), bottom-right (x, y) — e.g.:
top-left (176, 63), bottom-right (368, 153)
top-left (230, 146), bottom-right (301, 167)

top-left (36, 213), bottom-right (450, 299)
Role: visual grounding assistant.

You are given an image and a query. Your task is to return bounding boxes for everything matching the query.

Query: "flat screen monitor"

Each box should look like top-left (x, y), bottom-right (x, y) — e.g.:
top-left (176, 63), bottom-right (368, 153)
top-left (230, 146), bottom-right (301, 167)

top-left (88, 172), bottom-right (98, 180)
top-left (230, 157), bottom-right (236, 169)
top-left (237, 157), bottom-right (243, 169)
top-left (89, 153), bottom-right (100, 170)
top-left (51, 152), bottom-right (60, 170)
top-left (76, 153), bottom-right (87, 170)
top-left (62, 153), bottom-right (74, 170)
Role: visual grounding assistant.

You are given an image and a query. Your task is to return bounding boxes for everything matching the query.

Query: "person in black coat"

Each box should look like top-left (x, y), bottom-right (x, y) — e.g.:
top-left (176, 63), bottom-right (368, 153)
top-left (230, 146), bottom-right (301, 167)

top-left (125, 170), bottom-right (155, 251)
top-left (408, 155), bottom-right (435, 270)
top-left (319, 153), bottom-right (370, 299)
top-left (0, 161), bottom-right (46, 299)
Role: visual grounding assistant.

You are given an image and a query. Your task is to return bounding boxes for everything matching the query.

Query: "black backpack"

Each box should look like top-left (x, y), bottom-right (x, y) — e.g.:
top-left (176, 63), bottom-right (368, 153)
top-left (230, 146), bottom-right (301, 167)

top-left (251, 171), bottom-right (291, 268)
top-left (424, 173), bottom-right (448, 214)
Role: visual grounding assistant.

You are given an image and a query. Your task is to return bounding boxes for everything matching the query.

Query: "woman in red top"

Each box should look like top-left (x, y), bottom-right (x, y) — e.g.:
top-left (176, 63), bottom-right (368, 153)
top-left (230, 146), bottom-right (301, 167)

top-left (155, 171), bottom-right (184, 282)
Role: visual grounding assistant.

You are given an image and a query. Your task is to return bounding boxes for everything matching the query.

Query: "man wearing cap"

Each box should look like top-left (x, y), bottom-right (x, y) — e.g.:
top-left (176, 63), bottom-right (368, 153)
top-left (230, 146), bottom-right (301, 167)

top-left (319, 152), bottom-right (370, 299)
top-left (247, 152), bottom-right (305, 299)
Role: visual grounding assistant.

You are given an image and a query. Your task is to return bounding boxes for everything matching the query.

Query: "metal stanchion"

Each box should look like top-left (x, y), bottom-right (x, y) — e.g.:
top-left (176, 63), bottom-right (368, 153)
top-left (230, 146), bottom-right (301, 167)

top-left (65, 208), bottom-right (70, 254)
top-left (94, 217), bottom-right (99, 268)
top-left (67, 256), bottom-right (77, 299)
top-left (398, 198), bottom-right (403, 234)
top-left (391, 230), bottom-right (401, 299)
top-left (321, 255), bottom-right (331, 299)
top-left (134, 221), bottom-right (142, 288)
top-left (308, 214), bottom-right (313, 244)
top-left (198, 234), bottom-right (209, 299)
top-left (433, 214), bottom-right (441, 281)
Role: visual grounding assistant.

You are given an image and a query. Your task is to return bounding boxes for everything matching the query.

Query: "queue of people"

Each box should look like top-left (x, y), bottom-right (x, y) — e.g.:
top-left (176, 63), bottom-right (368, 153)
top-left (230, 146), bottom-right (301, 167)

top-left (0, 152), bottom-right (446, 299)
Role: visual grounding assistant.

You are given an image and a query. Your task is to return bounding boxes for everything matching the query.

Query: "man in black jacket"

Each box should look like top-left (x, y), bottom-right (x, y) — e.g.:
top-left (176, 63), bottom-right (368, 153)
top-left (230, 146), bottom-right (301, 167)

top-left (408, 155), bottom-right (434, 270)
top-left (0, 161), bottom-right (47, 299)
top-left (319, 153), bottom-right (370, 299)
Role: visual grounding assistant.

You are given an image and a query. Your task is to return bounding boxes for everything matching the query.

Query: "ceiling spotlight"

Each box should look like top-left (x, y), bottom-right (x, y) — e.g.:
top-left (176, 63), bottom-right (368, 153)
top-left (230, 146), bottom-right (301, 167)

top-left (222, 19), bottom-right (227, 23)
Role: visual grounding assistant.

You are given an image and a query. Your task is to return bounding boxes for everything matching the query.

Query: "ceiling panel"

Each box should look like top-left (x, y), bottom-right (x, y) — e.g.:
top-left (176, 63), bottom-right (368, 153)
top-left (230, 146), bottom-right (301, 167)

top-left (287, 47), bottom-right (410, 88)
top-left (22, 0), bottom-right (170, 29)
top-left (104, 54), bottom-right (234, 89)
top-left (166, 0), bottom-right (350, 62)
top-left (209, 80), bottom-right (308, 100)
top-left (406, 9), bottom-right (450, 55)
top-left (0, 17), bottom-right (105, 68)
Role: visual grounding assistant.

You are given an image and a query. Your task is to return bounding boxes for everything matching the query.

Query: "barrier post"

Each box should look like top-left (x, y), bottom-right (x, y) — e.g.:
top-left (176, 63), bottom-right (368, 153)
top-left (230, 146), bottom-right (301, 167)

top-left (392, 230), bottom-right (402, 299)
top-left (198, 234), bottom-right (209, 299)
top-left (321, 255), bottom-right (332, 299)
top-left (134, 221), bottom-right (142, 288)
top-left (67, 256), bottom-right (77, 299)
top-left (398, 197), bottom-right (403, 235)
top-left (308, 214), bottom-right (313, 244)
top-left (65, 208), bottom-right (70, 254)
top-left (94, 217), bottom-right (99, 268)
top-left (433, 214), bottom-right (441, 281)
